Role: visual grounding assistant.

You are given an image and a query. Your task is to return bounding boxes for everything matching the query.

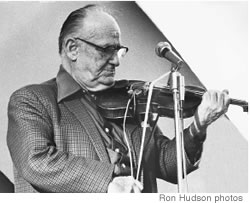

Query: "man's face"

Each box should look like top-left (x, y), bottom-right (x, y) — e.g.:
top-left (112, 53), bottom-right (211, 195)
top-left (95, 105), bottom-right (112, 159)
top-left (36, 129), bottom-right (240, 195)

top-left (72, 12), bottom-right (123, 91)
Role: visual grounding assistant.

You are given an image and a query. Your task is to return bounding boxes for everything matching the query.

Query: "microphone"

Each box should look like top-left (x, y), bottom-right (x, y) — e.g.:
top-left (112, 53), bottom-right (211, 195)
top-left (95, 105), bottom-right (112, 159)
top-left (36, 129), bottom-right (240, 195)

top-left (155, 42), bottom-right (184, 67)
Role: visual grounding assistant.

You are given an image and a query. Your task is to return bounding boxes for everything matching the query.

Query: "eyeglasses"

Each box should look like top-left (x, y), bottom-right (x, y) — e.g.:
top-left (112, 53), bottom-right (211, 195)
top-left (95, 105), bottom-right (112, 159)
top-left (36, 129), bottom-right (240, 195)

top-left (74, 37), bottom-right (129, 59)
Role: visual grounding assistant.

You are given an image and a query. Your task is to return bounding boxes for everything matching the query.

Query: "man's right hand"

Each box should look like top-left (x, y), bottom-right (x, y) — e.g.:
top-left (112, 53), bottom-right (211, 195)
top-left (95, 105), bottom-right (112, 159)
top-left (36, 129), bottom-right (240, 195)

top-left (108, 176), bottom-right (143, 193)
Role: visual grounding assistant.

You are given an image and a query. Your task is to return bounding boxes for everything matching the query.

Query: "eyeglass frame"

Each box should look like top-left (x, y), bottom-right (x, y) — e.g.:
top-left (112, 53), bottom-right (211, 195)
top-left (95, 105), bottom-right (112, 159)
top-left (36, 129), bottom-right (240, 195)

top-left (74, 37), bottom-right (129, 58)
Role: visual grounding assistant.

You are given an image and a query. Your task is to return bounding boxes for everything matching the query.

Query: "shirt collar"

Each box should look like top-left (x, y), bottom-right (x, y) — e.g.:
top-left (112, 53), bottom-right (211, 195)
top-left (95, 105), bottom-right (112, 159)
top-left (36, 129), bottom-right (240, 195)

top-left (56, 65), bottom-right (84, 103)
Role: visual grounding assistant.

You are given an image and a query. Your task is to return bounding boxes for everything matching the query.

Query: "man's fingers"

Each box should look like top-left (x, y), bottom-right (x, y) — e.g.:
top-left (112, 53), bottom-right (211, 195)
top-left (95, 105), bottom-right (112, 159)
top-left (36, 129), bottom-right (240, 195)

top-left (222, 89), bottom-right (229, 95)
top-left (132, 185), bottom-right (141, 193)
top-left (221, 89), bottom-right (231, 111)
top-left (197, 89), bottom-right (231, 127)
top-left (134, 179), bottom-right (143, 191)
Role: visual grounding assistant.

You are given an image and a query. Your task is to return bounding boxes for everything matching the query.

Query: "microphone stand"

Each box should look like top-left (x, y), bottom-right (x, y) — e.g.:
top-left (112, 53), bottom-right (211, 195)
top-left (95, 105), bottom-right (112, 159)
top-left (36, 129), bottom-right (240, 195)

top-left (168, 64), bottom-right (188, 193)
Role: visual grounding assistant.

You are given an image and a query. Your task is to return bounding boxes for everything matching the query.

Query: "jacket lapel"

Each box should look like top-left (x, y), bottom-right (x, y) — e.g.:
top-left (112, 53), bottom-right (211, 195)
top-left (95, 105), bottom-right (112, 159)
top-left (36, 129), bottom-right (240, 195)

top-left (63, 97), bottom-right (110, 162)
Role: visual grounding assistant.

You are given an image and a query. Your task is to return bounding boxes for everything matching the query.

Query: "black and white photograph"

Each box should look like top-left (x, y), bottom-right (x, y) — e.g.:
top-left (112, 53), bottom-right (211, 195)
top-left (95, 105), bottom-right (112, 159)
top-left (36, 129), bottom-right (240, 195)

top-left (0, 0), bottom-right (248, 199)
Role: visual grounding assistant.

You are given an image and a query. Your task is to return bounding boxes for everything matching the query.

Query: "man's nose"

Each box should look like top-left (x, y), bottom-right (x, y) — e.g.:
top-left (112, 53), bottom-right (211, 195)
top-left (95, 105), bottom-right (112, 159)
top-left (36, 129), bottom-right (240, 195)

top-left (109, 52), bottom-right (120, 67)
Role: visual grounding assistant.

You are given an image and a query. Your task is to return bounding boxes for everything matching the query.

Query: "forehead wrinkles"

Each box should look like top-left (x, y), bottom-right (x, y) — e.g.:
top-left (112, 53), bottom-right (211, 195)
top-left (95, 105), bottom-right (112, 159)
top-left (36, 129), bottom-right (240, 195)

top-left (81, 12), bottom-right (121, 41)
top-left (90, 28), bottom-right (120, 40)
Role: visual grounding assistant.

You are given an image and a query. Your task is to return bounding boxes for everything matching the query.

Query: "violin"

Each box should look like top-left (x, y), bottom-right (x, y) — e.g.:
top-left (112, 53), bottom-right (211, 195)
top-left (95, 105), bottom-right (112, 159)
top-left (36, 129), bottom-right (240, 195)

top-left (93, 80), bottom-right (248, 120)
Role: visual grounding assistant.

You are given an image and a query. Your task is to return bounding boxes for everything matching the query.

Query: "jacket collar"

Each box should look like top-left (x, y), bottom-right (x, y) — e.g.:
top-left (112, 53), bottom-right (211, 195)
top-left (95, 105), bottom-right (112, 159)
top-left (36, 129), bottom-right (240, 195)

top-left (56, 65), bottom-right (83, 103)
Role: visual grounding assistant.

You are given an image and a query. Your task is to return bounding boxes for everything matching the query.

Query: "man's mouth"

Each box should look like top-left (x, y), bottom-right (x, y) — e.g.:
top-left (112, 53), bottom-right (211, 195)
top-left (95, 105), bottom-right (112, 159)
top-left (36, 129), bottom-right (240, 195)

top-left (104, 69), bottom-right (115, 75)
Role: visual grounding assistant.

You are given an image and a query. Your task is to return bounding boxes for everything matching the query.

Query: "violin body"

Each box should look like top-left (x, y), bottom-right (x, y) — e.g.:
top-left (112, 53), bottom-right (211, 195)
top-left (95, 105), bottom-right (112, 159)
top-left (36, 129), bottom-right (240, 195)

top-left (94, 80), bottom-right (205, 120)
top-left (94, 80), bottom-right (248, 121)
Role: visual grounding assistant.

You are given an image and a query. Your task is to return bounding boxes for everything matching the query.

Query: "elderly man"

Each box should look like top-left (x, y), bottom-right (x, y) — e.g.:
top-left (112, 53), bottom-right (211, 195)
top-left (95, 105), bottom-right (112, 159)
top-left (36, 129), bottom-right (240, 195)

top-left (7, 5), bottom-right (230, 193)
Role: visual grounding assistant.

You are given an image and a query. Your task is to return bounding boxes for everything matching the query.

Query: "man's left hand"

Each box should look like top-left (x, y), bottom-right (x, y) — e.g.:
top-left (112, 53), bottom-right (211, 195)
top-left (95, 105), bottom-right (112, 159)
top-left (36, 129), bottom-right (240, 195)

top-left (195, 89), bottom-right (230, 129)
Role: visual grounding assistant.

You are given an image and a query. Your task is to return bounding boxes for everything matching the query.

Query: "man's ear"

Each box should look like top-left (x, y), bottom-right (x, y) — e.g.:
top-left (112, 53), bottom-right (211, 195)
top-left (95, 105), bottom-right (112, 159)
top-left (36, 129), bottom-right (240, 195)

top-left (64, 38), bottom-right (79, 61)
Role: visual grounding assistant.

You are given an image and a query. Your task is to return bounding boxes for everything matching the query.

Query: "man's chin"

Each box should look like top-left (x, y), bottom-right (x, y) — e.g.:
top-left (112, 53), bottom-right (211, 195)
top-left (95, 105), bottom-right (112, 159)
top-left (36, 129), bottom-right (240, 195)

top-left (89, 78), bottom-right (115, 92)
top-left (102, 79), bottom-right (115, 89)
top-left (101, 76), bottom-right (115, 86)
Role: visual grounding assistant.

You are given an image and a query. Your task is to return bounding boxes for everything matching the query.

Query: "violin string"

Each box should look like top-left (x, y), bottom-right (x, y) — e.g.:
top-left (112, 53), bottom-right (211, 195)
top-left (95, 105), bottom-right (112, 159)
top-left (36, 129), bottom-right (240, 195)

top-left (136, 71), bottom-right (172, 181)
top-left (123, 95), bottom-right (134, 178)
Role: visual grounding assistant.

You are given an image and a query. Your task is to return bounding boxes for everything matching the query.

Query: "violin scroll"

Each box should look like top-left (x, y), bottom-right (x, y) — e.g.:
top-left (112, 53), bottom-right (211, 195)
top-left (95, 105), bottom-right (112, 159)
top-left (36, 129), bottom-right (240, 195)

top-left (230, 99), bottom-right (248, 112)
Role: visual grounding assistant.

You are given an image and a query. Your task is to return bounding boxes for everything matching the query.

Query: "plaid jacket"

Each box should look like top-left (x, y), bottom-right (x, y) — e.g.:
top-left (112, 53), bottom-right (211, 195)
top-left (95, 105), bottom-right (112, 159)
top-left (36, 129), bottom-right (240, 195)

top-left (7, 67), bottom-right (199, 193)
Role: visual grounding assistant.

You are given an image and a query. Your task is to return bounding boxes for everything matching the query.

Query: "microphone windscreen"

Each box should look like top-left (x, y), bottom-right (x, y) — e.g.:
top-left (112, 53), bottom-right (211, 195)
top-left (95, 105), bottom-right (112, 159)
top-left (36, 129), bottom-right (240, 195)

top-left (155, 41), bottom-right (172, 57)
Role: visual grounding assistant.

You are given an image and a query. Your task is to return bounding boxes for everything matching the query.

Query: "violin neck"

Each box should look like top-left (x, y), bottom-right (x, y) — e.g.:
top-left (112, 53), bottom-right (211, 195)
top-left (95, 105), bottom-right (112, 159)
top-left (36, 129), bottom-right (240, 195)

top-left (186, 87), bottom-right (248, 112)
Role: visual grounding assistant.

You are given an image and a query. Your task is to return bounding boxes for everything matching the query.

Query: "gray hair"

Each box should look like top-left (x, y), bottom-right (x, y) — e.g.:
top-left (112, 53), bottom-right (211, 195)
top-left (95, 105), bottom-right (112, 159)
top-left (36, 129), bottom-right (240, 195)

top-left (58, 4), bottom-right (104, 54)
